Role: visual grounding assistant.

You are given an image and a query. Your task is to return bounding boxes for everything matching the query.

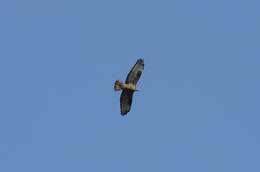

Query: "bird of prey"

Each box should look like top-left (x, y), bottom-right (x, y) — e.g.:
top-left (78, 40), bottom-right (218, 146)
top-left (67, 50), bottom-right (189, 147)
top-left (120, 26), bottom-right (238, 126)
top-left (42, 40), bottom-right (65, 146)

top-left (114, 59), bottom-right (144, 116)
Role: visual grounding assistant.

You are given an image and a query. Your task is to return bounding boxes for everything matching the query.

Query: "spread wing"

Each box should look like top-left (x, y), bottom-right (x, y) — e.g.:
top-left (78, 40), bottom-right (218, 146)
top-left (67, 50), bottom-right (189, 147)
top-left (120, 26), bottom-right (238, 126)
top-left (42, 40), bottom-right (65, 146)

top-left (125, 59), bottom-right (144, 85)
top-left (120, 89), bottom-right (134, 116)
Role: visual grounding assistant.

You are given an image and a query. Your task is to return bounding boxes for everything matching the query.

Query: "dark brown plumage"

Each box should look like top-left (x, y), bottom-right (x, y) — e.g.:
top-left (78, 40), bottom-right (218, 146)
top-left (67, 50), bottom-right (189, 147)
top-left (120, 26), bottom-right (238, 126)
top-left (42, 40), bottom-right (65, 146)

top-left (114, 59), bottom-right (144, 116)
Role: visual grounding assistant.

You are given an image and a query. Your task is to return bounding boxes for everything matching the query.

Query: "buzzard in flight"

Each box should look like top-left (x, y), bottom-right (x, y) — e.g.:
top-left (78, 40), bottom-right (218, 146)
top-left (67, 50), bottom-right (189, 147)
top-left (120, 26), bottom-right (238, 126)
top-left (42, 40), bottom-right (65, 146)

top-left (114, 59), bottom-right (144, 116)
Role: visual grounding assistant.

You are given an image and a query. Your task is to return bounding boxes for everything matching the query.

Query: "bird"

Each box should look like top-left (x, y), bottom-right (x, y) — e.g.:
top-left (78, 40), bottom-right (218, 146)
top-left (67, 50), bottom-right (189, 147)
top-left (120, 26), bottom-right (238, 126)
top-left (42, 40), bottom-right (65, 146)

top-left (114, 59), bottom-right (144, 116)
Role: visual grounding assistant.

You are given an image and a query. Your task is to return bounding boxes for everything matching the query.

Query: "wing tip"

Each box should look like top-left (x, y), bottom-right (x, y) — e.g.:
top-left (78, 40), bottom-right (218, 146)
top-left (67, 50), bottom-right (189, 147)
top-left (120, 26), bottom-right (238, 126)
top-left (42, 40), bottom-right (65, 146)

top-left (137, 58), bottom-right (144, 64)
top-left (120, 110), bottom-right (129, 116)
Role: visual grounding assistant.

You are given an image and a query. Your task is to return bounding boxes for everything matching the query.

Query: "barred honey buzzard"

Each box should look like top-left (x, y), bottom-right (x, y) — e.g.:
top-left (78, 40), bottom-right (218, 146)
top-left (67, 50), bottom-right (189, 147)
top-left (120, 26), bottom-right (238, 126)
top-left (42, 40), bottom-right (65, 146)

top-left (114, 59), bottom-right (144, 116)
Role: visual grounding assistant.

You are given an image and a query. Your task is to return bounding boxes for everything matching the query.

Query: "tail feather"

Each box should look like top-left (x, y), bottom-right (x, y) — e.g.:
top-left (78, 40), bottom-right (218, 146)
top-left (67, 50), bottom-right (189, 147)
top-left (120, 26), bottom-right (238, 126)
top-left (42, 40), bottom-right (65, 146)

top-left (114, 80), bottom-right (124, 91)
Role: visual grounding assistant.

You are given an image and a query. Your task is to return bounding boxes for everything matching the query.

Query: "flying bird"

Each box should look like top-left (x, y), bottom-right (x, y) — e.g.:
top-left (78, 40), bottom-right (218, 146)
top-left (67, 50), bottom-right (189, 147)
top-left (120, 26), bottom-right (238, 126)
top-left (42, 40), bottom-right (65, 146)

top-left (114, 59), bottom-right (144, 116)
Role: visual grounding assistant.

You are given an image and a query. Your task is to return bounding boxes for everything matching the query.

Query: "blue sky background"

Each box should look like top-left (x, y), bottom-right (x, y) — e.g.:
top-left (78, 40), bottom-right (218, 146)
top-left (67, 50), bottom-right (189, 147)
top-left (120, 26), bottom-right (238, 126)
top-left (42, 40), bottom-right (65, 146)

top-left (0, 0), bottom-right (259, 171)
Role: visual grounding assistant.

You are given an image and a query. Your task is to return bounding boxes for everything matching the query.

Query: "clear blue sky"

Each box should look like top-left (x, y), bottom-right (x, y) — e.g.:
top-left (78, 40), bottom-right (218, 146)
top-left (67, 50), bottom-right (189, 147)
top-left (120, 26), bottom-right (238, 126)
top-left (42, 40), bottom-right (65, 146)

top-left (0, 0), bottom-right (259, 171)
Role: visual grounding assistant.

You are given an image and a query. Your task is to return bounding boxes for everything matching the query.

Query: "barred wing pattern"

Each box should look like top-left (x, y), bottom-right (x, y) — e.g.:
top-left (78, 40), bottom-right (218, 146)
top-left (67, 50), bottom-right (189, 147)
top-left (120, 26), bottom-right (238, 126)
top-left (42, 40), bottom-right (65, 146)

top-left (120, 90), bottom-right (134, 115)
top-left (125, 59), bottom-right (144, 84)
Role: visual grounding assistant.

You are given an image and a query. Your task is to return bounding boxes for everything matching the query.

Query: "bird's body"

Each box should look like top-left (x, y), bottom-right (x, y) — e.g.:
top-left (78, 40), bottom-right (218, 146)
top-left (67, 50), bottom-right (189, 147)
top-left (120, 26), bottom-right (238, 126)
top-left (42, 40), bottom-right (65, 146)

top-left (124, 83), bottom-right (137, 91)
top-left (115, 82), bottom-right (137, 91)
top-left (114, 59), bottom-right (144, 116)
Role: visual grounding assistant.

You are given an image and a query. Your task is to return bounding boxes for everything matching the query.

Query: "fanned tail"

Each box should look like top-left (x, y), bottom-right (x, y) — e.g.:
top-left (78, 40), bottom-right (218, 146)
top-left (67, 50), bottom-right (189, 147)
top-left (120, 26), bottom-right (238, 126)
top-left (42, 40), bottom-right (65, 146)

top-left (114, 80), bottom-right (124, 91)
